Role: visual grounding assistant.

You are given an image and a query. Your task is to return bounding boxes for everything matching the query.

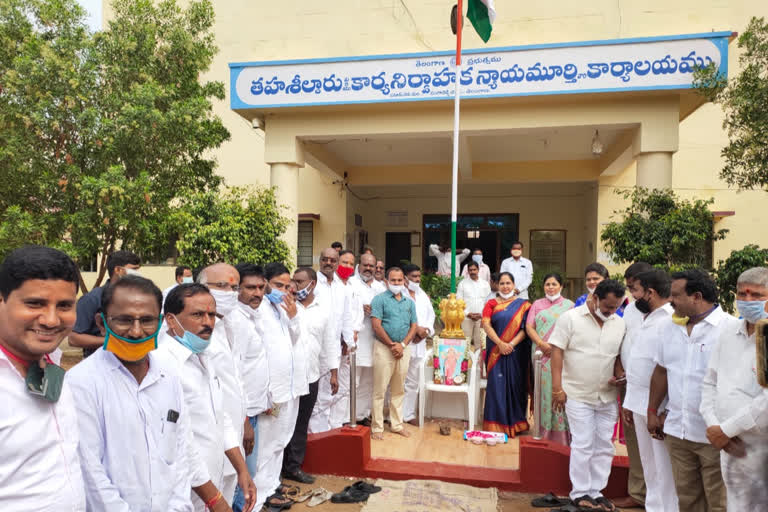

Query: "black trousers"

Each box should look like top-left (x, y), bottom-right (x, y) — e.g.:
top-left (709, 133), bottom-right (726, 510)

top-left (282, 379), bottom-right (320, 474)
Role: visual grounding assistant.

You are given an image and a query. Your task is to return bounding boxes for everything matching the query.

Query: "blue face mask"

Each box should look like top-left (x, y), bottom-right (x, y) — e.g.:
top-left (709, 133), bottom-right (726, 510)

top-left (168, 315), bottom-right (211, 353)
top-left (295, 282), bottom-right (313, 302)
top-left (472, 254), bottom-right (483, 264)
top-left (736, 300), bottom-right (768, 324)
top-left (266, 288), bottom-right (285, 304)
top-left (181, 276), bottom-right (194, 284)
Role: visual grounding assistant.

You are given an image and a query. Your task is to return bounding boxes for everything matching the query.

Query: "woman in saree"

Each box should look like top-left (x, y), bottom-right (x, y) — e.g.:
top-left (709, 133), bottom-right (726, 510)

top-left (481, 272), bottom-right (532, 437)
top-left (525, 273), bottom-right (574, 445)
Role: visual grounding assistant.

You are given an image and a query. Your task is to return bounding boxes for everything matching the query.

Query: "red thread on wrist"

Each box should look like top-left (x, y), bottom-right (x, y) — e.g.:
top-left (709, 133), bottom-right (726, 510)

top-left (205, 491), bottom-right (223, 509)
top-left (647, 408), bottom-right (658, 415)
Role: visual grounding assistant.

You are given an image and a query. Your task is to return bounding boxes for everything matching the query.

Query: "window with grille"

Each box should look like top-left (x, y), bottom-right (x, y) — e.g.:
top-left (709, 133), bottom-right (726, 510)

top-left (297, 220), bottom-right (314, 267)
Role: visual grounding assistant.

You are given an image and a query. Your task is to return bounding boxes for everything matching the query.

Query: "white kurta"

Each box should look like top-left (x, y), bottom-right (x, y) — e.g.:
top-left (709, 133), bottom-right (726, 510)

top-left (499, 256), bottom-right (533, 299)
top-left (403, 286), bottom-right (436, 422)
top-left (701, 317), bottom-right (768, 510)
top-left (66, 349), bottom-right (193, 512)
top-left (329, 278), bottom-right (363, 429)
top-left (226, 302), bottom-right (270, 417)
top-left (429, 244), bottom-right (469, 276)
top-left (154, 332), bottom-right (238, 511)
top-left (0, 350), bottom-right (86, 512)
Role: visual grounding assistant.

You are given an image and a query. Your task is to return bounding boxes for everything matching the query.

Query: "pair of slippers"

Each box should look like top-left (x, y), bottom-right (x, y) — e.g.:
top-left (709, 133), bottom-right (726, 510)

top-left (330, 480), bottom-right (382, 504)
top-left (531, 492), bottom-right (570, 509)
top-left (531, 492), bottom-right (616, 512)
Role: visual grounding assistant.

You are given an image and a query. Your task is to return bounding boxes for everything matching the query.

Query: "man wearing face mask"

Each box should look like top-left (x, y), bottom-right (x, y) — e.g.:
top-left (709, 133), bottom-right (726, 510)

top-left (349, 253), bottom-right (386, 425)
top-left (499, 242), bottom-right (532, 299)
top-left (70, 250), bottom-right (141, 357)
top-left (198, 264), bottom-right (249, 506)
top-left (457, 260), bottom-right (492, 350)
top-left (284, 267), bottom-right (334, 483)
top-left (156, 283), bottom-right (256, 512)
top-left (0, 246), bottom-right (86, 511)
top-left (402, 264), bottom-right (435, 425)
top-left (163, 266), bottom-right (194, 308)
top-left (550, 279), bottom-right (627, 512)
top-left (621, 270), bottom-right (678, 512)
top-left (461, 248), bottom-right (491, 283)
top-left (253, 262), bottom-right (301, 511)
top-left (648, 269), bottom-right (727, 512)
top-left (229, 264), bottom-right (270, 512)
top-left (67, 275), bottom-right (195, 511)
top-left (701, 267), bottom-right (768, 511)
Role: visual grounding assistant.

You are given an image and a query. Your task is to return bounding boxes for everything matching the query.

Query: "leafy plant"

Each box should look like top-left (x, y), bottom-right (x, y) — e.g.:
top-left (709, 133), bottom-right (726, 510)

top-left (171, 186), bottom-right (292, 270)
top-left (600, 188), bottom-right (727, 270)
top-left (420, 273), bottom-right (461, 319)
top-left (694, 17), bottom-right (768, 190)
top-left (714, 245), bottom-right (768, 313)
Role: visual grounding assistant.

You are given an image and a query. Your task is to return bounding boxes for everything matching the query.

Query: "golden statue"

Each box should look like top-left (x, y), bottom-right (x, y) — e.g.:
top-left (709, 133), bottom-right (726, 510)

top-left (439, 293), bottom-right (466, 339)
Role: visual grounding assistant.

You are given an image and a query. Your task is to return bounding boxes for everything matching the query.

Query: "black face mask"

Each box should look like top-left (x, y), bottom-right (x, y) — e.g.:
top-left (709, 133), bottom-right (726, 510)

top-left (635, 296), bottom-right (652, 314)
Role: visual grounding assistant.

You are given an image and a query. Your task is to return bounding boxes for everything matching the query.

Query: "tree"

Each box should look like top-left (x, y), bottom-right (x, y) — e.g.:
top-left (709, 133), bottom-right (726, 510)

top-left (0, 0), bottom-right (229, 290)
top-left (600, 188), bottom-right (728, 270)
top-left (714, 244), bottom-right (768, 313)
top-left (172, 186), bottom-right (292, 270)
top-left (694, 17), bottom-right (768, 190)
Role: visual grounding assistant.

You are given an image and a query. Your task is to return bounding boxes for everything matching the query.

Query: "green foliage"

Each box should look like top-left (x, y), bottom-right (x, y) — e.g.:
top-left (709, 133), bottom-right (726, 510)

top-left (694, 17), bottom-right (768, 190)
top-left (600, 188), bottom-right (727, 270)
top-left (713, 244), bottom-right (768, 313)
top-left (0, 0), bottom-right (229, 289)
top-left (172, 187), bottom-right (291, 270)
top-left (420, 273), bottom-right (460, 318)
top-left (529, 267), bottom-right (562, 301)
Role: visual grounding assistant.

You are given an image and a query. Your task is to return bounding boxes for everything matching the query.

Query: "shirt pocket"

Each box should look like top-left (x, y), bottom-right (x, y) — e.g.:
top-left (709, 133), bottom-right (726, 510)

top-left (156, 419), bottom-right (178, 465)
top-left (694, 342), bottom-right (715, 372)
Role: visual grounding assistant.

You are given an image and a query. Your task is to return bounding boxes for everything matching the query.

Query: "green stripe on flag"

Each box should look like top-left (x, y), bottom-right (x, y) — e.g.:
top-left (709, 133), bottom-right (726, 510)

top-left (467, 0), bottom-right (495, 43)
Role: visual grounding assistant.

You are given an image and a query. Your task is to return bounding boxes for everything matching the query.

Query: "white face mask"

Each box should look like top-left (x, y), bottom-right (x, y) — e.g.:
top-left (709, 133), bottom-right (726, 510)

top-left (210, 289), bottom-right (238, 316)
top-left (407, 281), bottom-right (420, 292)
top-left (499, 290), bottom-right (515, 299)
top-left (472, 254), bottom-right (483, 264)
top-left (586, 286), bottom-right (596, 295)
top-left (125, 268), bottom-right (141, 277)
top-left (594, 299), bottom-right (612, 321)
top-left (546, 293), bottom-right (561, 302)
top-left (181, 276), bottom-right (194, 284)
top-left (511, 249), bottom-right (522, 258)
top-left (388, 284), bottom-right (405, 295)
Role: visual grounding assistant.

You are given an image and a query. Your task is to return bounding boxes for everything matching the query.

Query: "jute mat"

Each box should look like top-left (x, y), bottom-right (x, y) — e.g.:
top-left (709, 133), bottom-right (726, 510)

top-left (361, 479), bottom-right (498, 512)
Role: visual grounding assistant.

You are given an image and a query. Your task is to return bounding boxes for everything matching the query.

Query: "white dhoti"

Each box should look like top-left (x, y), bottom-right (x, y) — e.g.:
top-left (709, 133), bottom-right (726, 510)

top-left (355, 366), bottom-right (373, 420)
top-left (633, 413), bottom-right (678, 512)
top-left (402, 356), bottom-right (424, 422)
top-left (565, 399), bottom-right (618, 501)
top-left (309, 372), bottom-right (333, 433)
top-left (329, 355), bottom-right (350, 428)
top-left (721, 432), bottom-right (768, 510)
top-left (253, 398), bottom-right (300, 510)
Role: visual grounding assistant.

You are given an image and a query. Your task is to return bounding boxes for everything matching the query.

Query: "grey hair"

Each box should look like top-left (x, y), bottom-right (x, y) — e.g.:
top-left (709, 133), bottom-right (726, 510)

top-left (737, 267), bottom-right (768, 288)
top-left (197, 268), bottom-right (208, 284)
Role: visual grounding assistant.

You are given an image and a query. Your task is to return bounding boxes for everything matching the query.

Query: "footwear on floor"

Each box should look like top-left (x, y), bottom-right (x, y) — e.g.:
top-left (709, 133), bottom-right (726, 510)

top-left (357, 417), bottom-right (372, 427)
top-left (351, 480), bottom-right (382, 494)
top-left (264, 492), bottom-right (293, 510)
top-left (281, 469), bottom-right (316, 484)
top-left (330, 486), bottom-right (370, 504)
top-left (530, 492), bottom-right (569, 508)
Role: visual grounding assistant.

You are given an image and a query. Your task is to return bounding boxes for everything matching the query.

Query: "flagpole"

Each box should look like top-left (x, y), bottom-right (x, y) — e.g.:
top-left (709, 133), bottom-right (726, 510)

top-left (450, 0), bottom-right (462, 294)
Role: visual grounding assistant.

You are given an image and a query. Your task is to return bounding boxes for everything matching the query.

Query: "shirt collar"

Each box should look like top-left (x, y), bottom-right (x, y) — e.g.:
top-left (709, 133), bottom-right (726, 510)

top-left (737, 318), bottom-right (750, 337)
top-left (102, 349), bottom-right (163, 389)
top-left (159, 330), bottom-right (196, 363)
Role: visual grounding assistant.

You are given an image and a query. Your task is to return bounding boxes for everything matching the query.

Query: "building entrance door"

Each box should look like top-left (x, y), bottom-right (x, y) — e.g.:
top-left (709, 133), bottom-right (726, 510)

top-left (385, 232), bottom-right (411, 269)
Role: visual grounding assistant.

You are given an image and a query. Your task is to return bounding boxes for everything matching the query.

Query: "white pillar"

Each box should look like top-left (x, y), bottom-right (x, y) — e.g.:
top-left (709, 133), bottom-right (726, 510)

top-left (636, 152), bottom-right (673, 189)
top-left (270, 162), bottom-right (300, 258)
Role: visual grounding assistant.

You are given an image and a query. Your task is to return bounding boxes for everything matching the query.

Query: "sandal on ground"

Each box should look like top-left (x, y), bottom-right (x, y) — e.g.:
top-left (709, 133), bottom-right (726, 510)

top-left (264, 492), bottom-right (293, 510)
top-left (594, 497), bottom-right (616, 512)
top-left (330, 486), bottom-right (370, 504)
top-left (306, 489), bottom-right (333, 507)
top-left (572, 495), bottom-right (602, 511)
top-left (351, 481), bottom-right (382, 494)
top-left (276, 484), bottom-right (299, 497)
top-left (531, 492), bottom-right (570, 508)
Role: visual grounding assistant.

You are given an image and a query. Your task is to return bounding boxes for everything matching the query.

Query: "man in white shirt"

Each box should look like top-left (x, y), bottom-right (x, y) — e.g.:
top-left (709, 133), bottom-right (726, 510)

top-left (309, 248), bottom-right (346, 432)
top-left (199, 264), bottom-right (249, 506)
top-left (429, 243), bottom-right (470, 277)
top-left (621, 270), bottom-right (677, 512)
top-left (550, 279), bottom-right (626, 512)
top-left (67, 275), bottom-right (194, 512)
top-left (460, 248), bottom-right (491, 283)
top-left (350, 253), bottom-right (387, 425)
top-left (253, 262), bottom-right (301, 511)
top-left (457, 260), bottom-right (491, 349)
top-left (648, 269), bottom-right (727, 512)
top-left (162, 265), bottom-right (193, 308)
top-left (375, 260), bottom-right (385, 283)
top-left (614, 262), bottom-right (653, 510)
top-left (701, 267), bottom-right (768, 510)
top-left (0, 246), bottom-right (86, 512)
top-left (330, 250), bottom-right (362, 429)
top-left (402, 264), bottom-right (436, 425)
top-left (499, 241), bottom-right (533, 300)
top-left (283, 267), bottom-right (335, 484)
top-left (155, 283), bottom-right (256, 512)
top-left (229, 264), bottom-right (269, 512)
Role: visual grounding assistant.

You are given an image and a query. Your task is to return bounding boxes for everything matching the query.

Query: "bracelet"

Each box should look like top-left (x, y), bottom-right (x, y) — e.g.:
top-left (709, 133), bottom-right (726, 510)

top-left (552, 389), bottom-right (565, 396)
top-left (205, 491), bottom-right (223, 509)
top-left (647, 407), bottom-right (658, 415)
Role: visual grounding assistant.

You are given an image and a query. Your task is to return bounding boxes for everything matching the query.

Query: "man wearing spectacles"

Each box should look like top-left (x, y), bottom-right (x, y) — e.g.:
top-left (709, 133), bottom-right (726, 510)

top-left (374, 261), bottom-right (385, 283)
top-left (67, 275), bottom-right (196, 511)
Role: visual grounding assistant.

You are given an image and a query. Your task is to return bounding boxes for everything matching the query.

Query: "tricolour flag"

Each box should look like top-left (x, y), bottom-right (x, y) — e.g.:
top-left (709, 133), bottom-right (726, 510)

top-left (467, 0), bottom-right (496, 43)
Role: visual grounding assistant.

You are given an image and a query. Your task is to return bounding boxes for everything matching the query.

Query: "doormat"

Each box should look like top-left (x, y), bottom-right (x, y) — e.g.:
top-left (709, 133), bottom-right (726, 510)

top-left (361, 478), bottom-right (497, 512)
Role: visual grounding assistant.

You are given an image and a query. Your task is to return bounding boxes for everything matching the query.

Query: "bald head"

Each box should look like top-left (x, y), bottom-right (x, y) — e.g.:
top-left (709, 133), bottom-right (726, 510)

top-left (198, 263), bottom-right (239, 289)
top-left (320, 247), bottom-right (339, 279)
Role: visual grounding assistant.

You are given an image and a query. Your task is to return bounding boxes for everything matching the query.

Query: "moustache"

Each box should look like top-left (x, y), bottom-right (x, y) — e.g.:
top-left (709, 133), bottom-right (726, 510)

top-left (198, 327), bottom-right (213, 336)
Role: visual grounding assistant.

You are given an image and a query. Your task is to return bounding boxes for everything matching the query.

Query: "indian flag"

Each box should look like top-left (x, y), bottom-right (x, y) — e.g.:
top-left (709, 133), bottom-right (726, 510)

top-left (467, 0), bottom-right (496, 43)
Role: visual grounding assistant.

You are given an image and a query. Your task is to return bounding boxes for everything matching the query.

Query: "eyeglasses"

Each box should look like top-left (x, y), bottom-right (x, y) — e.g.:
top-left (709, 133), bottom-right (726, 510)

top-left (107, 315), bottom-right (161, 333)
top-left (206, 282), bottom-right (240, 292)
